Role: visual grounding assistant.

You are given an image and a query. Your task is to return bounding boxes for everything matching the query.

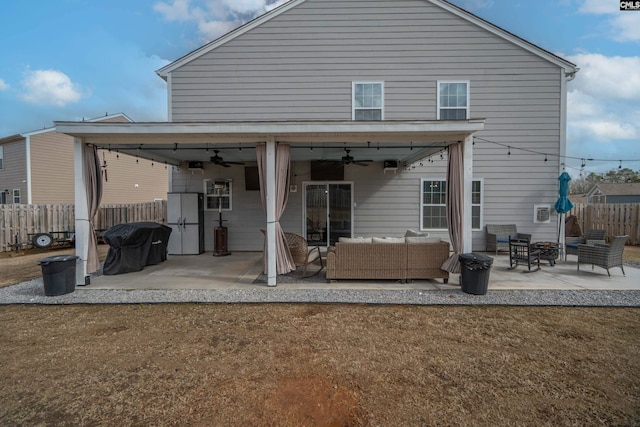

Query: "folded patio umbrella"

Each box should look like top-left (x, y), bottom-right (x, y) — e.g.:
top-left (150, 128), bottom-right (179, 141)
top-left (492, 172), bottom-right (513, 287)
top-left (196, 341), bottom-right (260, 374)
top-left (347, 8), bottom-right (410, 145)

top-left (554, 172), bottom-right (574, 257)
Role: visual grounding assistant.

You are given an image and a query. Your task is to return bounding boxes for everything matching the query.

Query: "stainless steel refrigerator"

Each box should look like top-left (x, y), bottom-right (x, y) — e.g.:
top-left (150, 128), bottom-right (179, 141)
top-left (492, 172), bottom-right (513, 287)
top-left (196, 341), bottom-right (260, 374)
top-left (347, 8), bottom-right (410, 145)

top-left (167, 193), bottom-right (204, 255)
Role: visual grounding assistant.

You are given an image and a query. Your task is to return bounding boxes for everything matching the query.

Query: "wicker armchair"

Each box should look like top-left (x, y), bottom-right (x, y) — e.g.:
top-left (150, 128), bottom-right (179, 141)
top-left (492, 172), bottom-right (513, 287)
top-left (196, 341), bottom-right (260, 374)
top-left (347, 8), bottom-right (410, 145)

top-left (486, 224), bottom-right (531, 255)
top-left (577, 235), bottom-right (628, 277)
top-left (284, 232), bottom-right (324, 278)
top-left (566, 229), bottom-right (606, 258)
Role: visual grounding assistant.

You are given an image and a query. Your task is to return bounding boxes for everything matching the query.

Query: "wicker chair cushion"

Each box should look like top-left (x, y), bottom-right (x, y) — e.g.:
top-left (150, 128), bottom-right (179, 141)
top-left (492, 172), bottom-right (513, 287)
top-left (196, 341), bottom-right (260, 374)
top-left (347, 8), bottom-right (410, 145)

top-left (372, 237), bottom-right (405, 244)
top-left (338, 237), bottom-right (372, 243)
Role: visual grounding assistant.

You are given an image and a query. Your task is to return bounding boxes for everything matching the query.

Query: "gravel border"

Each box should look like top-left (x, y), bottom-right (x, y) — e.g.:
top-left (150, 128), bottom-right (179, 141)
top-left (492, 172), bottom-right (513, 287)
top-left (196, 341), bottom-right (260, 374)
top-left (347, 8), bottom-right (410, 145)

top-left (1, 277), bottom-right (639, 307)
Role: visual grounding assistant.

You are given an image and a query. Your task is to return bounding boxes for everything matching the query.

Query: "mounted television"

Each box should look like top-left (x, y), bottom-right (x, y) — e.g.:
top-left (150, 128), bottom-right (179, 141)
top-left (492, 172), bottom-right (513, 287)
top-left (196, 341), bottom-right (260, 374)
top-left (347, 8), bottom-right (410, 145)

top-left (310, 161), bottom-right (344, 181)
top-left (244, 166), bottom-right (260, 191)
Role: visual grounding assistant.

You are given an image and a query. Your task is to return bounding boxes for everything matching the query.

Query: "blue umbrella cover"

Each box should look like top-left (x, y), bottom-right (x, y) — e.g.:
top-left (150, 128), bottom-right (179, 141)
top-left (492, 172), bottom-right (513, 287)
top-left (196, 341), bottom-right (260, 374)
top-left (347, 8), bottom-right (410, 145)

top-left (554, 171), bottom-right (574, 214)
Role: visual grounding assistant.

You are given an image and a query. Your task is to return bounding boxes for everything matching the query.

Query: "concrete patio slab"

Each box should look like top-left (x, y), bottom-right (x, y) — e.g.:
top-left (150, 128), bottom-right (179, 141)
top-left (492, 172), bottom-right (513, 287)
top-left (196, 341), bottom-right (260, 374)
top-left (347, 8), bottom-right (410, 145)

top-left (82, 251), bottom-right (640, 292)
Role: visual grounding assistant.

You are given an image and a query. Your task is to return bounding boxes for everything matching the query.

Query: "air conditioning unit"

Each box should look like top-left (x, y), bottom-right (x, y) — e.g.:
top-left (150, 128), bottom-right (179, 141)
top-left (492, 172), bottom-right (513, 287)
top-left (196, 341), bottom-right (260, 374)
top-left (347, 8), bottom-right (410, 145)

top-left (384, 160), bottom-right (398, 174)
top-left (533, 204), bottom-right (551, 223)
top-left (188, 160), bottom-right (204, 170)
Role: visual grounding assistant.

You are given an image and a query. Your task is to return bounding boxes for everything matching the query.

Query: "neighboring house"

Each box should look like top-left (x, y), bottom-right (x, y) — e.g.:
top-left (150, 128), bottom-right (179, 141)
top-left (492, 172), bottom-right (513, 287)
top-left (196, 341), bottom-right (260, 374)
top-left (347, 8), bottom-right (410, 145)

top-left (0, 113), bottom-right (168, 205)
top-left (586, 183), bottom-right (640, 204)
top-left (56, 0), bottom-right (578, 284)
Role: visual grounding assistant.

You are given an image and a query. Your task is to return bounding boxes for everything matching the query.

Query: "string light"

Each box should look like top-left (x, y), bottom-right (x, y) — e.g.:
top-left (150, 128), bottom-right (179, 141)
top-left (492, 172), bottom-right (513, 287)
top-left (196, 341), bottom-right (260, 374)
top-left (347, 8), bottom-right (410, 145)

top-left (473, 136), bottom-right (639, 170)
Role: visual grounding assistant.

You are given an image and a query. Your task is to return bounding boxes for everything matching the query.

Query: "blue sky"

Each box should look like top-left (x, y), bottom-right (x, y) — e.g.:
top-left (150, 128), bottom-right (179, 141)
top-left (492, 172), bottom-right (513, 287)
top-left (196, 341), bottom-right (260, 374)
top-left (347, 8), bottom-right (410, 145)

top-left (0, 0), bottom-right (638, 175)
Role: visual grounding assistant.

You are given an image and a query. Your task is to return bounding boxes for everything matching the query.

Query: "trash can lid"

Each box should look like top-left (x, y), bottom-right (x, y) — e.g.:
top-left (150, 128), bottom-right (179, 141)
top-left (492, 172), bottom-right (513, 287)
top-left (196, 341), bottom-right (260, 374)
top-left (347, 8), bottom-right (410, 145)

top-left (459, 253), bottom-right (493, 262)
top-left (38, 255), bottom-right (79, 264)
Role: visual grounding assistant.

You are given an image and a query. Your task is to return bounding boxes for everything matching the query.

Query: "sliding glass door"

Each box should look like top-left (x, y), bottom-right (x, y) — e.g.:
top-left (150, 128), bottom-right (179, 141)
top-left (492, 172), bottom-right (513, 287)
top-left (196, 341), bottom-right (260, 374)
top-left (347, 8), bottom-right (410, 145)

top-left (304, 182), bottom-right (353, 246)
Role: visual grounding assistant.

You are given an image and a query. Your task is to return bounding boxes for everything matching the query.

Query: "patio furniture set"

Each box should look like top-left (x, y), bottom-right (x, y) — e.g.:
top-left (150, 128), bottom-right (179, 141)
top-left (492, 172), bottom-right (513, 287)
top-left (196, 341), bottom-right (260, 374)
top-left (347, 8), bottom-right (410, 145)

top-left (279, 224), bottom-right (628, 282)
top-left (486, 223), bottom-right (628, 277)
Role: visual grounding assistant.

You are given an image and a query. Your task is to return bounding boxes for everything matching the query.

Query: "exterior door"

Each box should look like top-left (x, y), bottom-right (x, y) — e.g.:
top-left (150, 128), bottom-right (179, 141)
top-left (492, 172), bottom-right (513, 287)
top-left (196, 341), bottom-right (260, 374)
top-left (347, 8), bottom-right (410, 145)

top-left (304, 182), bottom-right (353, 246)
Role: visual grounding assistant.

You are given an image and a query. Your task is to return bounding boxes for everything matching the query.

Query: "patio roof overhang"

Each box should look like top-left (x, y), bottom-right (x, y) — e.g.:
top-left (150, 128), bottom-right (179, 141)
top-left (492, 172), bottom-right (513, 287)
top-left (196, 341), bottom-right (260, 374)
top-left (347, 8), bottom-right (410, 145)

top-left (62, 119), bottom-right (485, 287)
top-left (55, 119), bottom-right (485, 167)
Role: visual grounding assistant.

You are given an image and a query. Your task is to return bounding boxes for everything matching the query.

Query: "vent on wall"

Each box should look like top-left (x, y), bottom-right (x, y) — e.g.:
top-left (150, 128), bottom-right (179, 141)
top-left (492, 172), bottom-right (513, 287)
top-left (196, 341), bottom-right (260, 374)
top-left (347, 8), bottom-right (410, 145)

top-left (533, 204), bottom-right (551, 223)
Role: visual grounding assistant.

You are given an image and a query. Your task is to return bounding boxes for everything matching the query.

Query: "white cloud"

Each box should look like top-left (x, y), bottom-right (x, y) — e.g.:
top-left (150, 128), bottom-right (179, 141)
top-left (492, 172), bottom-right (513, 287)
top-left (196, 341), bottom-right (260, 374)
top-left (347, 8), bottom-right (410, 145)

top-left (568, 53), bottom-right (640, 100)
top-left (578, 0), bottom-right (640, 42)
top-left (0, 78), bottom-right (9, 91)
top-left (154, 0), bottom-right (292, 41)
top-left (20, 69), bottom-right (83, 106)
top-left (153, 0), bottom-right (193, 21)
top-left (578, 0), bottom-right (615, 14)
top-left (611, 13), bottom-right (640, 41)
top-left (567, 52), bottom-right (639, 152)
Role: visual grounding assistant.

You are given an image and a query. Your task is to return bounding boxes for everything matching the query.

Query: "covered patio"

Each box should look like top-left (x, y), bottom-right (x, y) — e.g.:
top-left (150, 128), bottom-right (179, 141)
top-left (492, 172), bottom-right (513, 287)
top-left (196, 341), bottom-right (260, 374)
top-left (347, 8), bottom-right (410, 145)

top-left (56, 119), bottom-right (485, 287)
top-left (82, 251), bottom-right (640, 292)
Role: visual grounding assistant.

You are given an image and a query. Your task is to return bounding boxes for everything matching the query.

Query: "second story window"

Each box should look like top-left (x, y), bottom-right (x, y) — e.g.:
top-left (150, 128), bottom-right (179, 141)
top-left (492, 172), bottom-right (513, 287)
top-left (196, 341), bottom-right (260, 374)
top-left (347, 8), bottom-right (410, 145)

top-left (352, 82), bottom-right (383, 120)
top-left (438, 81), bottom-right (469, 120)
top-left (0, 145), bottom-right (4, 169)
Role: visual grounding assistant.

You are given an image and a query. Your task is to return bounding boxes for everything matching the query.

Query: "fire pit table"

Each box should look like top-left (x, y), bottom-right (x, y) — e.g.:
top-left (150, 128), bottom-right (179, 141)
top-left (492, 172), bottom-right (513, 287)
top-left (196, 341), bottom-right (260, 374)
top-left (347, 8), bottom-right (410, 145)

top-left (531, 241), bottom-right (559, 266)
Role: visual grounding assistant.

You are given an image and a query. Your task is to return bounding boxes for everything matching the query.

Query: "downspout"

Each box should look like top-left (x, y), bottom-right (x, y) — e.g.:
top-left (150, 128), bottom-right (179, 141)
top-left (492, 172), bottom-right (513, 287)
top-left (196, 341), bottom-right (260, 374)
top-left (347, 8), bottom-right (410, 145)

top-left (25, 135), bottom-right (33, 204)
top-left (166, 73), bottom-right (174, 193)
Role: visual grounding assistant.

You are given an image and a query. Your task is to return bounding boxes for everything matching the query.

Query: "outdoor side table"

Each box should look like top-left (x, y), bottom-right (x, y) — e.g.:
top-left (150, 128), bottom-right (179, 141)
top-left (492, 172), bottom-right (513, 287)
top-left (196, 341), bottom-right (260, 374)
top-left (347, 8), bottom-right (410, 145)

top-left (531, 242), bottom-right (559, 266)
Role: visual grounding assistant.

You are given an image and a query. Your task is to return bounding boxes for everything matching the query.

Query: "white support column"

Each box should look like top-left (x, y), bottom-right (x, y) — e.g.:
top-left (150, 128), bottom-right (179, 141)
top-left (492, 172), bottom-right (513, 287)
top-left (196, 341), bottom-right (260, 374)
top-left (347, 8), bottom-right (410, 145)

top-left (266, 138), bottom-right (277, 287)
top-left (74, 138), bottom-right (89, 285)
top-left (462, 135), bottom-right (473, 253)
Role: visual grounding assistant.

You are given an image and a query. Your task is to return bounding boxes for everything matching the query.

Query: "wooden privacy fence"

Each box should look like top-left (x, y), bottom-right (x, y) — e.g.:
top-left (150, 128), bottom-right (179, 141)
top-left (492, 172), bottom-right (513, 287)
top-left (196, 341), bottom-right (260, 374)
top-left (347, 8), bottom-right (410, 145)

top-left (569, 203), bottom-right (640, 246)
top-left (0, 201), bottom-right (167, 252)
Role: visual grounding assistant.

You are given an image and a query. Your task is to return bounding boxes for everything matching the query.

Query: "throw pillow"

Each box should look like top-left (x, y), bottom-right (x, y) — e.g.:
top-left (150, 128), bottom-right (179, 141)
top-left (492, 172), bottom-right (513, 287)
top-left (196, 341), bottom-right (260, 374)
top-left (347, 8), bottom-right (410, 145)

top-left (404, 229), bottom-right (428, 237)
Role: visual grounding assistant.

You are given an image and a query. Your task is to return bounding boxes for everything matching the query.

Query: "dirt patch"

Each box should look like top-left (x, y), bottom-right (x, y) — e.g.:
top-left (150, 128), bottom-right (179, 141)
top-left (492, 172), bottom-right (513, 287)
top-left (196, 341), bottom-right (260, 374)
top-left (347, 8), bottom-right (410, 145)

top-left (0, 245), bottom-right (109, 288)
top-left (0, 304), bottom-right (639, 426)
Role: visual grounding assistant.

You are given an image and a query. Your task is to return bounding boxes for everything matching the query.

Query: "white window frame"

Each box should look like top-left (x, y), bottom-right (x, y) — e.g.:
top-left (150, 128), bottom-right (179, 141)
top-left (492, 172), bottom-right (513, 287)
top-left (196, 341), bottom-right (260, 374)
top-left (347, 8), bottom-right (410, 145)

top-left (204, 179), bottom-right (232, 211)
top-left (0, 145), bottom-right (4, 169)
top-left (352, 81), bottom-right (384, 121)
top-left (437, 80), bottom-right (470, 120)
top-left (420, 178), bottom-right (483, 231)
top-left (13, 189), bottom-right (20, 204)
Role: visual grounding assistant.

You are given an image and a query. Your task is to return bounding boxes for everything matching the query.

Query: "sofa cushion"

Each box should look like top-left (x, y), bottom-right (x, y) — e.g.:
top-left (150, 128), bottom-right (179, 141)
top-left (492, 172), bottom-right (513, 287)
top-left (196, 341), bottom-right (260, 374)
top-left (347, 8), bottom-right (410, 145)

top-left (404, 229), bottom-right (428, 237)
top-left (372, 237), bottom-right (405, 244)
top-left (405, 236), bottom-right (441, 243)
top-left (338, 237), bottom-right (372, 243)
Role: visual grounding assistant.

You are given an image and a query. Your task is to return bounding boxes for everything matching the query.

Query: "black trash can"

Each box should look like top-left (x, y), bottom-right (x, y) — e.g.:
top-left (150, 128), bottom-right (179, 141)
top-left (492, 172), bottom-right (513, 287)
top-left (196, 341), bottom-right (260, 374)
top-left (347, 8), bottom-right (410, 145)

top-left (459, 253), bottom-right (493, 295)
top-left (39, 255), bottom-right (78, 296)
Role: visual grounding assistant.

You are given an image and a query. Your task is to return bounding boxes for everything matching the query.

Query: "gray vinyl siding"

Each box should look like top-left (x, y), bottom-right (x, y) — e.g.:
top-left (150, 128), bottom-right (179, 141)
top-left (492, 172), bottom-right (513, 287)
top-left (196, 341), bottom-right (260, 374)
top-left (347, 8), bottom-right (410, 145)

top-left (167, 0), bottom-right (567, 250)
top-left (0, 140), bottom-right (28, 202)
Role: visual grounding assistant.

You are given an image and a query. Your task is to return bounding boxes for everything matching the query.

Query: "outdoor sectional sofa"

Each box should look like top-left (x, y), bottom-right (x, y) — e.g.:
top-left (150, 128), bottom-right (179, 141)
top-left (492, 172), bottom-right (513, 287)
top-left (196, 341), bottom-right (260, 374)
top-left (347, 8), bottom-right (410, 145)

top-left (326, 237), bottom-right (450, 283)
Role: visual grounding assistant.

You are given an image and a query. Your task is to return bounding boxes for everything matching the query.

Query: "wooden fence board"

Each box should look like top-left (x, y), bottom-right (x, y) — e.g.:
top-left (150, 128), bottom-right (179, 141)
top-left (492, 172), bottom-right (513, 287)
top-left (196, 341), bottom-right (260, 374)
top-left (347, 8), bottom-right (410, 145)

top-left (0, 201), bottom-right (166, 252)
top-left (569, 203), bottom-right (639, 245)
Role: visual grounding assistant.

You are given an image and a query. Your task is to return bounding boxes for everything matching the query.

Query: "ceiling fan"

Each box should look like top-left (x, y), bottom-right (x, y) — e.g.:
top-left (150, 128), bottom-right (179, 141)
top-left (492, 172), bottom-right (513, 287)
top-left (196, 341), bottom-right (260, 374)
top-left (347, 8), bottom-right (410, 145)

top-left (210, 150), bottom-right (245, 168)
top-left (341, 149), bottom-right (373, 166)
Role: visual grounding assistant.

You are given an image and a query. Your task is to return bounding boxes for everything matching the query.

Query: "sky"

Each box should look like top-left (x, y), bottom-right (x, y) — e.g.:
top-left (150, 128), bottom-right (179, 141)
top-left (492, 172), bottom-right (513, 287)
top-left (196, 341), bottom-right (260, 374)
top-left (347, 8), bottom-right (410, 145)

top-left (0, 0), bottom-right (638, 175)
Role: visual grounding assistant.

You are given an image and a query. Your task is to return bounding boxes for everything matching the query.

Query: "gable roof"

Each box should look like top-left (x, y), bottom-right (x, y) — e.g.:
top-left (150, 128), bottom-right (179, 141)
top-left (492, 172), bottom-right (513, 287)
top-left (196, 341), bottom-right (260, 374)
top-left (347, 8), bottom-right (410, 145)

top-left (588, 183), bottom-right (640, 197)
top-left (156, 0), bottom-right (577, 79)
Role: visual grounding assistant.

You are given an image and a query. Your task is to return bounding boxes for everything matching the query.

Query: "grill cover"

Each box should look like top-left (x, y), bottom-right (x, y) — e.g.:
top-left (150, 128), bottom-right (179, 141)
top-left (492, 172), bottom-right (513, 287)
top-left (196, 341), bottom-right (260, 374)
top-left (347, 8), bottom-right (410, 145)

top-left (101, 222), bottom-right (172, 275)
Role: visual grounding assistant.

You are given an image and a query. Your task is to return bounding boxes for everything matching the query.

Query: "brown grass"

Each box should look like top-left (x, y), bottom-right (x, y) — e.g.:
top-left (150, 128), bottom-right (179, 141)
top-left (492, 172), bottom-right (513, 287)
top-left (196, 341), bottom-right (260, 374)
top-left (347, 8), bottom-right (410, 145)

top-left (1, 304), bottom-right (639, 426)
top-left (1, 245), bottom-right (639, 425)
